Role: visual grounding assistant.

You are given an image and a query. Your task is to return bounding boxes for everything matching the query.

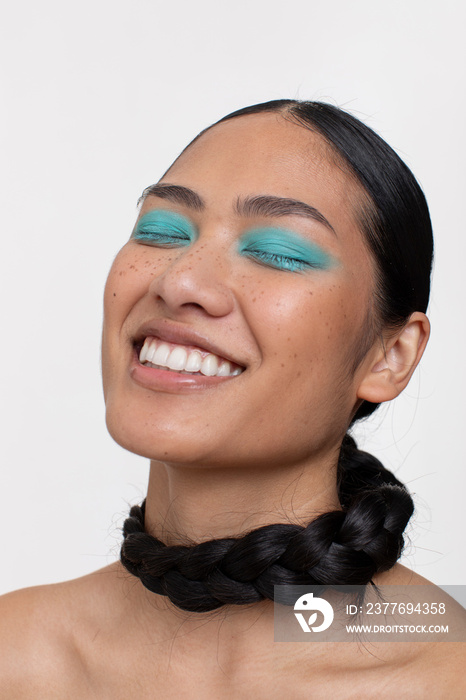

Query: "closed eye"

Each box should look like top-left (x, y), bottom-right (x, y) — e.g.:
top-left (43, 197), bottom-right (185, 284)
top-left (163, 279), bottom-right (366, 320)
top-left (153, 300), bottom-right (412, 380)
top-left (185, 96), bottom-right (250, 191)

top-left (134, 226), bottom-right (191, 247)
top-left (239, 227), bottom-right (333, 273)
top-left (242, 250), bottom-right (319, 272)
top-left (132, 209), bottom-right (196, 248)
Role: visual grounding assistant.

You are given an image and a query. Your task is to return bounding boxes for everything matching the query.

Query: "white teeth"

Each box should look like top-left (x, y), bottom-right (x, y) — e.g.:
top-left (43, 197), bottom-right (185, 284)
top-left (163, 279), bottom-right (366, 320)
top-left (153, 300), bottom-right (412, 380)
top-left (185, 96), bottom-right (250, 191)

top-left (217, 360), bottom-right (231, 377)
top-left (139, 337), bottom-right (243, 377)
top-left (145, 341), bottom-right (157, 364)
top-left (139, 339), bottom-right (150, 364)
top-left (185, 350), bottom-right (202, 372)
top-left (166, 346), bottom-right (188, 371)
top-left (153, 343), bottom-right (171, 366)
top-left (200, 354), bottom-right (219, 376)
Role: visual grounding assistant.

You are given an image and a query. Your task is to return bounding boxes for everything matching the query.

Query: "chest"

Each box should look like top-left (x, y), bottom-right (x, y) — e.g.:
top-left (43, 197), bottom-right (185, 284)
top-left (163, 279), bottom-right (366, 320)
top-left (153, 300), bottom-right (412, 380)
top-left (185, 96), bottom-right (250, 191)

top-left (79, 642), bottom-right (433, 700)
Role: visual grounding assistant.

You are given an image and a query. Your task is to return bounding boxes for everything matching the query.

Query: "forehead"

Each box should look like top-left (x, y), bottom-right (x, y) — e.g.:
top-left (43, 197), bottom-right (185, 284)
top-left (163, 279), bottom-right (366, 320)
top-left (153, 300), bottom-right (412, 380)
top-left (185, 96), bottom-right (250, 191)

top-left (162, 112), bottom-right (366, 231)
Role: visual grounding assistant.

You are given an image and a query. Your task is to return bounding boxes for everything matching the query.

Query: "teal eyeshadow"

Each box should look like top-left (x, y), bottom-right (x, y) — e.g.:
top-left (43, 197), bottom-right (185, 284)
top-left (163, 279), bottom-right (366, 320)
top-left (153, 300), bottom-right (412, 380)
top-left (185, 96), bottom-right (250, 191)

top-left (238, 227), bottom-right (335, 270)
top-left (133, 210), bottom-right (196, 245)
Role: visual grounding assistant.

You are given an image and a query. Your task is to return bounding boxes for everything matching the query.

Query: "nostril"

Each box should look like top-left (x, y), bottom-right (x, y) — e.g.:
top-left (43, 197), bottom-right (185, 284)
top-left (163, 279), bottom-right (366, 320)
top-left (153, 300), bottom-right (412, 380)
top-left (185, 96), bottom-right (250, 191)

top-left (177, 301), bottom-right (210, 315)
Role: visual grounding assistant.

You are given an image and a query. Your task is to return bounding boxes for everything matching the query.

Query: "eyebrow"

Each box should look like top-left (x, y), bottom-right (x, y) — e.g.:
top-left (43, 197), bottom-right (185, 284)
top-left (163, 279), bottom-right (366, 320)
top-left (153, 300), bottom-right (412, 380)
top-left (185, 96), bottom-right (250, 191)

top-left (139, 183), bottom-right (204, 210)
top-left (140, 183), bottom-right (335, 234)
top-left (235, 195), bottom-right (335, 234)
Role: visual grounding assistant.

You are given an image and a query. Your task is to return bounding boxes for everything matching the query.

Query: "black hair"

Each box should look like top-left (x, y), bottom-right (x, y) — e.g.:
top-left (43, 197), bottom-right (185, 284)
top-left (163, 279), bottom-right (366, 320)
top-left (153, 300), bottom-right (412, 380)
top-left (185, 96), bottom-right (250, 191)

top-left (121, 100), bottom-right (433, 612)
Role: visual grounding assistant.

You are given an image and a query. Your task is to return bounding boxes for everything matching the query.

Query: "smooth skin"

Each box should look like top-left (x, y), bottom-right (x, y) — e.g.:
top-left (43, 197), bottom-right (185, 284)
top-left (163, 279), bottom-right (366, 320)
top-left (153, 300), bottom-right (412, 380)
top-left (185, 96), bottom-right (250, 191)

top-left (1, 113), bottom-right (464, 699)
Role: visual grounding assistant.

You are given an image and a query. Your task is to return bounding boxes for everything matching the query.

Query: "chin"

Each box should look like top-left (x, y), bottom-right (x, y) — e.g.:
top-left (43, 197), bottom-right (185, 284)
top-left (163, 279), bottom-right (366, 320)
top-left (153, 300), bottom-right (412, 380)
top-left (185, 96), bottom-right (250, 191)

top-left (105, 408), bottom-right (214, 465)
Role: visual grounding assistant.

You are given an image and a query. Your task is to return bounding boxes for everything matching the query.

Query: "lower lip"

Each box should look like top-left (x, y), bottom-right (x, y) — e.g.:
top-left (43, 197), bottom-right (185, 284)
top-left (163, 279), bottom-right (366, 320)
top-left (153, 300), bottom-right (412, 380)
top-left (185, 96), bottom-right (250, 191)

top-left (130, 351), bottom-right (241, 392)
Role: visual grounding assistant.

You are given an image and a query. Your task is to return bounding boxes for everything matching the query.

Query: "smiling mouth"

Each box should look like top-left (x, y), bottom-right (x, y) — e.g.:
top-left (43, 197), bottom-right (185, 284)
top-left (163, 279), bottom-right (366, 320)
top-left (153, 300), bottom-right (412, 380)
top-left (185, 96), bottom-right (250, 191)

top-left (138, 337), bottom-right (244, 378)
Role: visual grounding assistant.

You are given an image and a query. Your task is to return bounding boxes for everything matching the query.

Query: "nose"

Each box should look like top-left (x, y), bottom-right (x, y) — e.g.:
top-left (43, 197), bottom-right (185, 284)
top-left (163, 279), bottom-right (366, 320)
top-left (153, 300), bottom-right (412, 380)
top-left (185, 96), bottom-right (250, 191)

top-left (147, 240), bottom-right (235, 318)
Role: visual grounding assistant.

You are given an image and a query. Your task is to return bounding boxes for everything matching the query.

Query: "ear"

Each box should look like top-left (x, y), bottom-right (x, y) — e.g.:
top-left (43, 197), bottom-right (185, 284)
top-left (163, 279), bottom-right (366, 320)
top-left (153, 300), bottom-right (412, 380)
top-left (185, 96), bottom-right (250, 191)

top-left (357, 312), bottom-right (430, 404)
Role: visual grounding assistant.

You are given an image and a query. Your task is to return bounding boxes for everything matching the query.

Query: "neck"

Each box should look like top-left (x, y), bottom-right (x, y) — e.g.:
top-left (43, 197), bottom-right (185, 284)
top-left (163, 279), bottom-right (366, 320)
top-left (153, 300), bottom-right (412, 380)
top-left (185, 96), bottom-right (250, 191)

top-left (122, 449), bottom-right (343, 639)
top-left (144, 450), bottom-right (341, 546)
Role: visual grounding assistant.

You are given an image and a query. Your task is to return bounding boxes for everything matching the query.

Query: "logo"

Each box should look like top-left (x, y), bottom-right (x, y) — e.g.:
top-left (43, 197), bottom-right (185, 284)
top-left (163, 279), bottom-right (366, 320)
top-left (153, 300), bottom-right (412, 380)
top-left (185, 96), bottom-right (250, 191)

top-left (293, 592), bottom-right (334, 633)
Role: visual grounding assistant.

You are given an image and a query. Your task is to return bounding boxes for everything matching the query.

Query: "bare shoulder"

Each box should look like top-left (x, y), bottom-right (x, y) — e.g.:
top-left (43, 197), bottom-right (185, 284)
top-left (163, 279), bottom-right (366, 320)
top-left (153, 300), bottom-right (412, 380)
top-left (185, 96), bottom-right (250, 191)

top-left (368, 564), bottom-right (466, 697)
top-left (0, 581), bottom-right (82, 698)
top-left (375, 563), bottom-right (466, 624)
top-left (0, 564), bottom-right (124, 699)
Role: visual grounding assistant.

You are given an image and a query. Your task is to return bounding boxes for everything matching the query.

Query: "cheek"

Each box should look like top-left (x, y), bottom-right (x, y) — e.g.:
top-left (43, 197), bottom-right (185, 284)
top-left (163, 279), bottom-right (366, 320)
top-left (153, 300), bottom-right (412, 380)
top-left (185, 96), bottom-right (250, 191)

top-left (102, 248), bottom-right (132, 360)
top-left (103, 243), bottom-right (173, 323)
top-left (104, 245), bottom-right (147, 309)
top-left (243, 275), bottom-right (373, 437)
top-left (246, 275), bottom-right (366, 365)
top-left (102, 246), bottom-right (152, 388)
top-left (223, 279), bottom-right (367, 461)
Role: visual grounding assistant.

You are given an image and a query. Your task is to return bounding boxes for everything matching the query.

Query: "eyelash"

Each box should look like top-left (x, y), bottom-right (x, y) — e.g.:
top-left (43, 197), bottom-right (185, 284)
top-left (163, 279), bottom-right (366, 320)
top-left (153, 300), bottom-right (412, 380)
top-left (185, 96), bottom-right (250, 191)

top-left (134, 220), bottom-right (324, 272)
top-left (243, 250), bottom-right (317, 272)
top-left (133, 228), bottom-right (192, 247)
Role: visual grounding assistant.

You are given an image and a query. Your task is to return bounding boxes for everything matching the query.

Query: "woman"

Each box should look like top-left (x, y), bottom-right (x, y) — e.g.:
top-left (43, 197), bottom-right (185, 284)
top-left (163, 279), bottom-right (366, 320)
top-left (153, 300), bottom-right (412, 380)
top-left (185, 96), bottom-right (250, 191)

top-left (1, 100), bottom-right (465, 698)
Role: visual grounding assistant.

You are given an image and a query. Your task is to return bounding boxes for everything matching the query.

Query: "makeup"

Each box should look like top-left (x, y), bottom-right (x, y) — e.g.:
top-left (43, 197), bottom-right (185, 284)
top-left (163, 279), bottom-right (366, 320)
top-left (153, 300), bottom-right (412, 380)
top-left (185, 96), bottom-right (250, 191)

top-left (238, 226), bottom-right (335, 272)
top-left (133, 209), bottom-right (196, 247)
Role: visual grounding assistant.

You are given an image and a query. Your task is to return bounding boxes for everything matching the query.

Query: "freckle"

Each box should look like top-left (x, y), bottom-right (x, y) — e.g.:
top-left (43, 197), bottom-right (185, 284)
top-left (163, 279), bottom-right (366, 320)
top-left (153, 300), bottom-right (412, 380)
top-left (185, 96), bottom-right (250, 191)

top-left (281, 363), bottom-right (284, 367)
top-left (252, 298), bottom-right (256, 302)
top-left (294, 353), bottom-right (297, 358)
top-left (297, 371), bottom-right (301, 377)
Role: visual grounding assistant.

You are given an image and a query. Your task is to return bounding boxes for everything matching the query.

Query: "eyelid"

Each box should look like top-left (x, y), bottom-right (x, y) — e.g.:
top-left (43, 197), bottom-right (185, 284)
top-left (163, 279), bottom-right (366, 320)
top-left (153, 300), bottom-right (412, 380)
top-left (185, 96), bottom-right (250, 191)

top-left (244, 251), bottom-right (315, 272)
top-left (132, 209), bottom-right (197, 243)
top-left (241, 237), bottom-right (311, 256)
top-left (238, 226), bottom-right (334, 269)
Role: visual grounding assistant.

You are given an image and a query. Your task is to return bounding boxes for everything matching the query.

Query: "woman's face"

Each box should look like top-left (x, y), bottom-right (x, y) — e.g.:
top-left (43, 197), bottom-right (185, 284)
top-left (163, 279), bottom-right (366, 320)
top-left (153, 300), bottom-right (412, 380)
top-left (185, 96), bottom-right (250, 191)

top-left (102, 113), bottom-right (378, 468)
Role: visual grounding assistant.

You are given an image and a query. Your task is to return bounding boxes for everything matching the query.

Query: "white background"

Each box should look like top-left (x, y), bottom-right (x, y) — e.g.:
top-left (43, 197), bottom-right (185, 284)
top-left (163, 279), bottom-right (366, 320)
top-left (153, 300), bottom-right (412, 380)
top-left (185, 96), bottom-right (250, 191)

top-left (1, 0), bottom-right (465, 594)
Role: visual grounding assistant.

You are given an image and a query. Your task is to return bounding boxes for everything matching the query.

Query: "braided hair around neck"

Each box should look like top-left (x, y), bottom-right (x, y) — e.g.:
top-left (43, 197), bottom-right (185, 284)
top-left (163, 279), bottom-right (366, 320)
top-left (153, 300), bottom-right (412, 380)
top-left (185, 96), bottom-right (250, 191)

top-left (120, 435), bottom-right (414, 613)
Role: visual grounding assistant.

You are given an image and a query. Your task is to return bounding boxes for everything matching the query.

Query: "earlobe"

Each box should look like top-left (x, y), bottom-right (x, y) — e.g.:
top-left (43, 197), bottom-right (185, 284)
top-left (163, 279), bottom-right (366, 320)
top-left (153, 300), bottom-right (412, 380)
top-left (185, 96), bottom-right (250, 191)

top-left (357, 312), bottom-right (430, 404)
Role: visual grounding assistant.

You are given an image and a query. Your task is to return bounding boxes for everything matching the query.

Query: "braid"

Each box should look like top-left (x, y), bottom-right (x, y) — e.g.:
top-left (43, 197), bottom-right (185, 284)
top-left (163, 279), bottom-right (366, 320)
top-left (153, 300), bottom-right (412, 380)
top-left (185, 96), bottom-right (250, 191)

top-left (337, 433), bottom-right (409, 506)
top-left (120, 435), bottom-right (414, 613)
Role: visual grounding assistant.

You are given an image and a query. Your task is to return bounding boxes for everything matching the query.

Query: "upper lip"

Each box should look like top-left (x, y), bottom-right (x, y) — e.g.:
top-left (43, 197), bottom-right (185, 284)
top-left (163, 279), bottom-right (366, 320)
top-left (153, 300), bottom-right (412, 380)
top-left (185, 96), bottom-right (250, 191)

top-left (132, 319), bottom-right (247, 369)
